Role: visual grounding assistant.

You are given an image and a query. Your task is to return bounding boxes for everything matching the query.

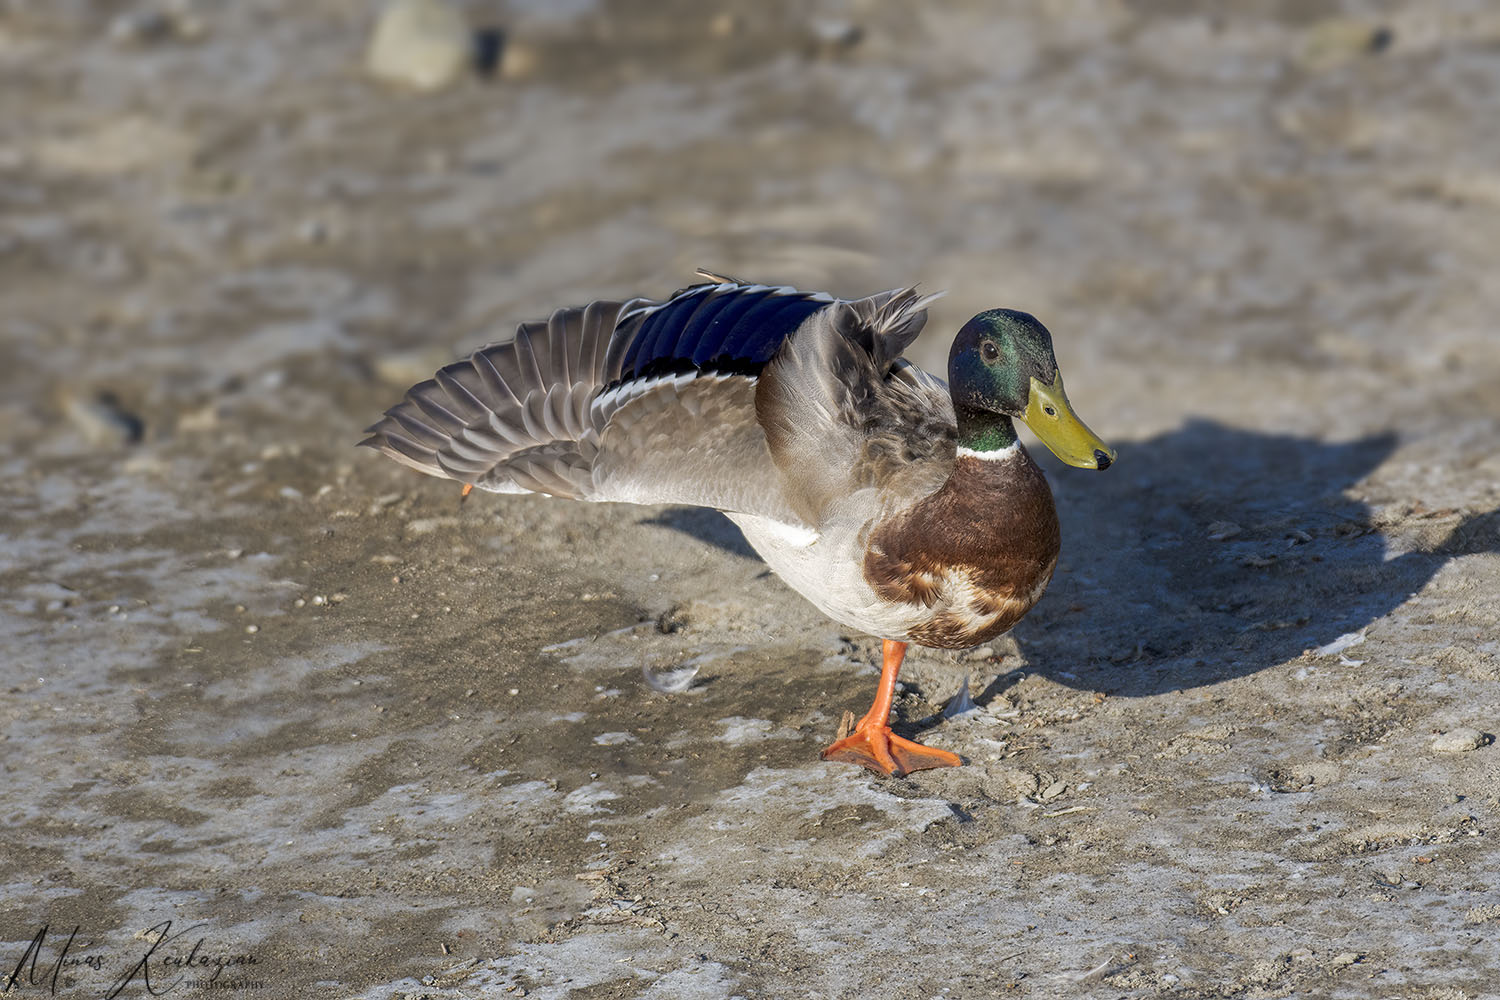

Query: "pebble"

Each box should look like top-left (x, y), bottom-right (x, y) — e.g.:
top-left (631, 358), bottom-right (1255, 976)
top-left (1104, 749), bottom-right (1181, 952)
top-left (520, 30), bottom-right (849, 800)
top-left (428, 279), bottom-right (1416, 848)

top-left (1330, 952), bottom-right (1360, 968)
top-left (472, 26), bottom-right (504, 78)
top-left (406, 516), bottom-right (460, 535)
top-left (366, 0), bottom-right (472, 92)
top-left (60, 389), bottom-right (143, 446)
top-left (963, 646), bottom-right (995, 661)
top-left (1206, 520), bottom-right (1242, 541)
top-left (297, 217), bottom-right (332, 244)
top-left (1040, 780), bottom-right (1067, 802)
top-left (1300, 18), bottom-right (1390, 72)
top-left (109, 9), bottom-right (174, 45)
top-left (1431, 727), bottom-right (1486, 754)
top-left (643, 662), bottom-right (699, 694)
top-left (497, 37), bottom-right (541, 81)
top-left (809, 19), bottom-right (863, 55)
top-left (709, 12), bottom-right (740, 38)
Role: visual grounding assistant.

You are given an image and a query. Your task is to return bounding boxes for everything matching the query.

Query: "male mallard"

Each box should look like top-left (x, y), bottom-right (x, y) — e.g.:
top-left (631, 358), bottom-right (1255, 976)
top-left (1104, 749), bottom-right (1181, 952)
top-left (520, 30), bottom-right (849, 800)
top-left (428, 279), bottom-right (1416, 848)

top-left (362, 272), bottom-right (1115, 777)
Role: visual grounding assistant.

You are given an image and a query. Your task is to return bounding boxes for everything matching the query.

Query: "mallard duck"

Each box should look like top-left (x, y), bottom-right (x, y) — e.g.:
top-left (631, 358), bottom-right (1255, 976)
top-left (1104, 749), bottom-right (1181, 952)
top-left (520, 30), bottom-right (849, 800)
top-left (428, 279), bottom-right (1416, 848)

top-left (362, 272), bottom-right (1115, 777)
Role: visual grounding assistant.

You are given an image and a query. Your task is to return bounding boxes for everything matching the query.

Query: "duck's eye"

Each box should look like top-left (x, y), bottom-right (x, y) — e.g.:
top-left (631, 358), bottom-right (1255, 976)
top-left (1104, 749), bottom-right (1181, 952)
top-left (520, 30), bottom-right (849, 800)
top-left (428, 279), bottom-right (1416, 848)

top-left (980, 341), bottom-right (999, 362)
top-left (1044, 405), bottom-right (1057, 417)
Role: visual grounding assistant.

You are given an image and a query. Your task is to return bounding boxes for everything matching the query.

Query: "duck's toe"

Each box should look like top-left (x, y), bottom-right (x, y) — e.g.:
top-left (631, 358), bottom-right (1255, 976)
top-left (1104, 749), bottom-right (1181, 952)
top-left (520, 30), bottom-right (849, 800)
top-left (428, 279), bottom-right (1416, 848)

top-left (821, 724), bottom-right (961, 778)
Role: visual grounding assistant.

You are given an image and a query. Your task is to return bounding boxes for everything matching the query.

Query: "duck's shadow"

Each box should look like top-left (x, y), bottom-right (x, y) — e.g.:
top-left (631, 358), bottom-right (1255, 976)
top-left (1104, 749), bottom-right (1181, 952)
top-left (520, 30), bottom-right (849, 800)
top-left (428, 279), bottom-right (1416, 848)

top-left (1012, 419), bottom-right (1497, 697)
top-left (643, 506), bottom-right (760, 561)
top-left (650, 419), bottom-right (1499, 698)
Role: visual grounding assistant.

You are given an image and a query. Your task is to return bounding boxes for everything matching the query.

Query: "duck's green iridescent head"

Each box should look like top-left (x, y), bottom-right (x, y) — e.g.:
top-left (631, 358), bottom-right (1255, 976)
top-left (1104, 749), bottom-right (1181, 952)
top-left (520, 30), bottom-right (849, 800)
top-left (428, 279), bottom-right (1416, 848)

top-left (948, 308), bottom-right (1116, 470)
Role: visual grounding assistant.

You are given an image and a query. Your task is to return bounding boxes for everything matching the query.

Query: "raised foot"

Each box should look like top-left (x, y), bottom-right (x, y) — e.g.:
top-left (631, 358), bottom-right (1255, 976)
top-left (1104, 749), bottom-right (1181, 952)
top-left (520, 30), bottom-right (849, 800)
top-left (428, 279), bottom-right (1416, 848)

top-left (821, 723), bottom-right (962, 778)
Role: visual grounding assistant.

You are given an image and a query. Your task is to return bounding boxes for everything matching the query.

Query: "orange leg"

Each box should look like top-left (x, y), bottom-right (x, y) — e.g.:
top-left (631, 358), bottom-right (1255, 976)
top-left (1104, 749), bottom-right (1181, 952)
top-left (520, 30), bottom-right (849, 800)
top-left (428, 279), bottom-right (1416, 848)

top-left (821, 639), bottom-right (962, 778)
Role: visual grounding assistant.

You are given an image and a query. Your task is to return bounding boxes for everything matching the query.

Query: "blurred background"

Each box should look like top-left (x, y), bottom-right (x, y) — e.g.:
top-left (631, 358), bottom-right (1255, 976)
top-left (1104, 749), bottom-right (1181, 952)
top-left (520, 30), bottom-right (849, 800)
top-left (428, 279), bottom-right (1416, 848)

top-left (4, 2), bottom-right (1500, 997)
top-left (5, 0), bottom-right (1497, 459)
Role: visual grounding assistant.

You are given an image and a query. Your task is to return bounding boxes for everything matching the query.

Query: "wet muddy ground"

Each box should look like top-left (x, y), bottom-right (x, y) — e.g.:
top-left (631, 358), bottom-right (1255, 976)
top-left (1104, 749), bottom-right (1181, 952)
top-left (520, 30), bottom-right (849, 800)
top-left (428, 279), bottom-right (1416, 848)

top-left (3, 2), bottom-right (1500, 997)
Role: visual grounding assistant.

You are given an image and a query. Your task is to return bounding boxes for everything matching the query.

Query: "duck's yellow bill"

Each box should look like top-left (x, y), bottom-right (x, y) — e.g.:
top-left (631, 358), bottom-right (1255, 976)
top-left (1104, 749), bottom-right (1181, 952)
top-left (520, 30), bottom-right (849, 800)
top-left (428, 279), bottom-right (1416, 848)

top-left (1021, 371), bottom-right (1116, 470)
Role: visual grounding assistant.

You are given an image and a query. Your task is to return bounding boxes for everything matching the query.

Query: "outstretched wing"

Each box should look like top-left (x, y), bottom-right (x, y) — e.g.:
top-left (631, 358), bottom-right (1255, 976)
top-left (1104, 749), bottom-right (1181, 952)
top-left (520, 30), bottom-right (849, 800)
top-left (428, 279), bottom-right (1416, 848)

top-left (361, 277), bottom-right (878, 523)
top-left (361, 298), bottom-right (628, 498)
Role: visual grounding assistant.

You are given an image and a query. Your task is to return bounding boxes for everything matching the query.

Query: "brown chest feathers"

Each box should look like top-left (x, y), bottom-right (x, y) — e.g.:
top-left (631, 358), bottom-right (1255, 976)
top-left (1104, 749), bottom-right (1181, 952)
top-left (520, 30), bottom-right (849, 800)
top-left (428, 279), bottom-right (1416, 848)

top-left (863, 449), bottom-right (1060, 648)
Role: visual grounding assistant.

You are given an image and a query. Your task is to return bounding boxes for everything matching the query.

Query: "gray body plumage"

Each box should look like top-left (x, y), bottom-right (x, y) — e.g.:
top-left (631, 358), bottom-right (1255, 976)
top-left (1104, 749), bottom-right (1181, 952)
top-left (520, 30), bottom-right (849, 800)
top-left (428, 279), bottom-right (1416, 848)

top-left (361, 274), bottom-right (958, 637)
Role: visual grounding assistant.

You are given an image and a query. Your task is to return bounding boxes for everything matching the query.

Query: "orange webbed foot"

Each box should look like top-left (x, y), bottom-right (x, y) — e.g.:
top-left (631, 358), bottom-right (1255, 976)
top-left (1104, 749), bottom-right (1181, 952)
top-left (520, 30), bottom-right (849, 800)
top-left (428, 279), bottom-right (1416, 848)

top-left (822, 638), bottom-right (965, 778)
top-left (821, 723), bottom-right (962, 778)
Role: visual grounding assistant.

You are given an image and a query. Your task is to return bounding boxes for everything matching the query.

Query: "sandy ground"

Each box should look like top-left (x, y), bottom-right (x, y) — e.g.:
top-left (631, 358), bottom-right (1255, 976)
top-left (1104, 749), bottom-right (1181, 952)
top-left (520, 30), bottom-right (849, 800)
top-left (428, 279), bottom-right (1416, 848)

top-left (3, 1), bottom-right (1500, 998)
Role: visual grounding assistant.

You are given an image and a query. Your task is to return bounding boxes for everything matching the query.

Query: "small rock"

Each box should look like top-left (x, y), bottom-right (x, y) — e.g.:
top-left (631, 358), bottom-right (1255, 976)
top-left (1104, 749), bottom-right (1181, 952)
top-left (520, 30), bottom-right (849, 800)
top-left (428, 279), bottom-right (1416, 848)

top-left (809, 19), bottom-right (863, 55)
top-left (109, 9), bottom-right (174, 45)
top-left (498, 38), bottom-right (541, 81)
top-left (1431, 727), bottom-right (1486, 754)
top-left (366, 0), bottom-right (472, 92)
top-left (709, 12), bottom-right (740, 38)
top-left (1330, 952), bottom-right (1360, 968)
top-left (643, 662), bottom-right (698, 694)
top-left (297, 217), bottom-right (332, 244)
top-left (1040, 780), bottom-right (1067, 801)
top-left (472, 26), bottom-right (504, 77)
top-left (177, 404), bottom-right (220, 432)
top-left (60, 389), bottom-right (144, 446)
top-left (405, 516), bottom-right (459, 535)
top-left (1206, 520), bottom-right (1242, 541)
top-left (963, 646), bottom-right (995, 661)
top-left (1300, 18), bottom-right (1389, 71)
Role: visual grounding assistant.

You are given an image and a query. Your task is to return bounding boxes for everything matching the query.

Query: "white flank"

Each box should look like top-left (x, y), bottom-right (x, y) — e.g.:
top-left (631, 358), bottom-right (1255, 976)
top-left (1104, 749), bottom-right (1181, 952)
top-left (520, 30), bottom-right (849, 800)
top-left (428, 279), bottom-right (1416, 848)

top-left (956, 442), bottom-right (1020, 462)
top-left (756, 519), bottom-right (821, 548)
